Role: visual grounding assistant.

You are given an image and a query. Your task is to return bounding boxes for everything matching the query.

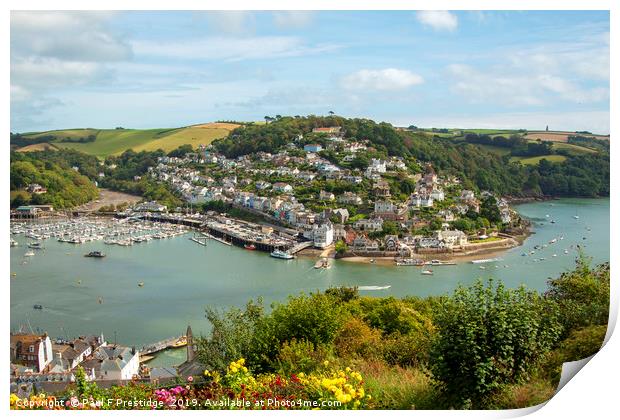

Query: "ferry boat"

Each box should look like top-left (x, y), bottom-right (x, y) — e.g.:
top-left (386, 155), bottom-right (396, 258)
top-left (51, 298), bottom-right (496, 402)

top-left (85, 251), bottom-right (106, 258)
top-left (172, 336), bottom-right (188, 348)
top-left (244, 244), bottom-right (257, 250)
top-left (470, 257), bottom-right (501, 264)
top-left (270, 249), bottom-right (294, 260)
top-left (358, 285), bottom-right (391, 291)
top-left (421, 270), bottom-right (434, 275)
top-left (314, 258), bottom-right (331, 269)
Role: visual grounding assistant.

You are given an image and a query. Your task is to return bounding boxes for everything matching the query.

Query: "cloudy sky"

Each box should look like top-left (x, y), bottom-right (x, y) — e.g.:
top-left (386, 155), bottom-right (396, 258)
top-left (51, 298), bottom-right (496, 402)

top-left (10, 10), bottom-right (610, 133)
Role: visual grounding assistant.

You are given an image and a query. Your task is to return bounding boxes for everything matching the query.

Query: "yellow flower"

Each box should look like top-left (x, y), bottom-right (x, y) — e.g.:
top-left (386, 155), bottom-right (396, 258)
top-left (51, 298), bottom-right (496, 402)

top-left (323, 360), bottom-right (329, 367)
top-left (230, 366), bottom-right (238, 373)
top-left (345, 367), bottom-right (351, 373)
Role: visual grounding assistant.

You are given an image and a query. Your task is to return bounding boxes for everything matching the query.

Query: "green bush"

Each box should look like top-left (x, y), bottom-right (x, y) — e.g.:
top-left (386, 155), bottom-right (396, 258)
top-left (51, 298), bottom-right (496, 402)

top-left (546, 255), bottom-right (609, 337)
top-left (430, 279), bottom-right (562, 407)
top-left (249, 293), bottom-right (347, 372)
top-left (196, 299), bottom-right (264, 372)
top-left (274, 338), bottom-right (331, 375)
top-left (333, 317), bottom-right (382, 360)
top-left (540, 324), bottom-right (607, 385)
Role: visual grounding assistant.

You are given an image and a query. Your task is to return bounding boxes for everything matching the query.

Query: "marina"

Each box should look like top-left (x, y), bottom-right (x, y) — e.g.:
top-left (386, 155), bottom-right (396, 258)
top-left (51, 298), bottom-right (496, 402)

top-left (10, 198), bottom-right (610, 350)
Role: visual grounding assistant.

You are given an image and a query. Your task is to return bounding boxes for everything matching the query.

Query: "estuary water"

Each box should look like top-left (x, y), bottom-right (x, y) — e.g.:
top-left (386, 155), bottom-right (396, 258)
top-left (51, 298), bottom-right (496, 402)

top-left (10, 198), bottom-right (609, 353)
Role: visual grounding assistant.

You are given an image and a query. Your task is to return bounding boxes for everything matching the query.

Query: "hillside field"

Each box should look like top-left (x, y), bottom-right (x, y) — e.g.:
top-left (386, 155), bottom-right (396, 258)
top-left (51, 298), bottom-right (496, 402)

top-left (16, 123), bottom-right (239, 158)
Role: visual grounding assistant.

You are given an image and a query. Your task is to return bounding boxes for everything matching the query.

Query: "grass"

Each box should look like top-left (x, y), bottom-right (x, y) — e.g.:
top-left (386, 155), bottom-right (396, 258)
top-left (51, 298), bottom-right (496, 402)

top-left (552, 142), bottom-right (597, 155)
top-left (355, 360), bottom-right (438, 409)
top-left (53, 129), bottom-right (171, 157)
top-left (510, 155), bottom-right (567, 165)
top-left (16, 143), bottom-right (60, 152)
top-left (476, 144), bottom-right (512, 156)
top-left (22, 122), bottom-right (239, 157)
top-left (133, 126), bottom-right (231, 152)
top-left (470, 236), bottom-right (503, 243)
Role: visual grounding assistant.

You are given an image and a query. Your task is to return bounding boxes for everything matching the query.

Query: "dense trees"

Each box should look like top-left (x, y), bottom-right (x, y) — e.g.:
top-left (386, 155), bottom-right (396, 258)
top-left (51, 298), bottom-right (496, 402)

top-left (10, 151), bottom-right (98, 208)
top-left (212, 116), bottom-right (609, 198)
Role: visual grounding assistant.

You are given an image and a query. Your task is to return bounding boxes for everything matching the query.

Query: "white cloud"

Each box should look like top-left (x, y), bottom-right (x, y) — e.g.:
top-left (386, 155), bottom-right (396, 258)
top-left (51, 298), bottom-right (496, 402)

top-left (416, 11), bottom-right (458, 32)
top-left (446, 63), bottom-right (608, 107)
top-left (11, 11), bottom-right (131, 62)
top-left (340, 68), bottom-right (424, 91)
top-left (132, 36), bottom-right (340, 62)
top-left (273, 11), bottom-right (315, 29)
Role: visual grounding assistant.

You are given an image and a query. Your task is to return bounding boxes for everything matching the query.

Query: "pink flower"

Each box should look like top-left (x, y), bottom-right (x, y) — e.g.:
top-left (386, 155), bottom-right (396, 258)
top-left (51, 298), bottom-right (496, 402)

top-left (187, 376), bottom-right (193, 382)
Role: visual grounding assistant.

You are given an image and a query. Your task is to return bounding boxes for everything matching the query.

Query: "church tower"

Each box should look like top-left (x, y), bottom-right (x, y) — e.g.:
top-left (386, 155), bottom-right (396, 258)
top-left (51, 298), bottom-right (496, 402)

top-left (186, 325), bottom-right (195, 361)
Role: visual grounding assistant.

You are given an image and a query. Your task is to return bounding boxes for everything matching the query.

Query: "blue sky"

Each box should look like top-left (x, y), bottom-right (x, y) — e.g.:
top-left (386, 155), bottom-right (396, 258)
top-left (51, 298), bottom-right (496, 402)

top-left (10, 10), bottom-right (610, 133)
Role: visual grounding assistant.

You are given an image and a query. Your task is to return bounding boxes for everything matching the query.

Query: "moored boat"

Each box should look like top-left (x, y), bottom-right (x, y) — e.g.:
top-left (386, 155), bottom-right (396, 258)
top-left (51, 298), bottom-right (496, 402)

top-left (244, 243), bottom-right (256, 250)
top-left (421, 270), bottom-right (433, 275)
top-left (270, 249), bottom-right (294, 260)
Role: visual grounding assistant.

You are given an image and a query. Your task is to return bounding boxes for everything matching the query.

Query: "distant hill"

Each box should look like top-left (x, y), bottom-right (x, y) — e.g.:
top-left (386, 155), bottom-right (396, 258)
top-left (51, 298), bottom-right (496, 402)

top-left (12, 123), bottom-right (240, 158)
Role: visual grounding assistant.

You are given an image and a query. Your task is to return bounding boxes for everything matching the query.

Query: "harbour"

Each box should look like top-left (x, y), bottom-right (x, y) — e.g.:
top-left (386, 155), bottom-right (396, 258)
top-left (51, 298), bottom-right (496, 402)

top-left (10, 198), bottom-right (609, 354)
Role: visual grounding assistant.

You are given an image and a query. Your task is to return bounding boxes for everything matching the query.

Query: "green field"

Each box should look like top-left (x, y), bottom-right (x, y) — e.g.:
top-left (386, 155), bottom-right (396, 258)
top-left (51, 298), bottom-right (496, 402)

top-left (133, 127), bottom-right (230, 153)
top-left (510, 155), bottom-right (567, 165)
top-left (18, 124), bottom-right (238, 158)
top-left (477, 144), bottom-right (512, 156)
top-left (552, 142), bottom-right (597, 154)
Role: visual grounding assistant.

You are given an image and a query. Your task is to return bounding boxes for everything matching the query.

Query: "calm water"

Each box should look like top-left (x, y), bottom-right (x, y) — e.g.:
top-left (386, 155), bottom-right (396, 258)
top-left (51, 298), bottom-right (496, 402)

top-left (10, 198), bottom-right (609, 357)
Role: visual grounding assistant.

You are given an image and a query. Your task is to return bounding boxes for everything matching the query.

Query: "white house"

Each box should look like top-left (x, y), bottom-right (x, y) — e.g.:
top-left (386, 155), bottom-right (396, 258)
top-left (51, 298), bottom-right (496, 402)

top-left (273, 183), bottom-right (293, 193)
top-left (92, 345), bottom-right (140, 380)
top-left (436, 229), bottom-right (468, 249)
top-left (312, 223), bottom-right (334, 248)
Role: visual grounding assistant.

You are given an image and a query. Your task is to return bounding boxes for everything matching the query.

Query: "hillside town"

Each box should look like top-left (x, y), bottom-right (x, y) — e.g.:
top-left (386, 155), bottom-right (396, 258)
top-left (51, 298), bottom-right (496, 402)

top-left (140, 126), bottom-right (522, 258)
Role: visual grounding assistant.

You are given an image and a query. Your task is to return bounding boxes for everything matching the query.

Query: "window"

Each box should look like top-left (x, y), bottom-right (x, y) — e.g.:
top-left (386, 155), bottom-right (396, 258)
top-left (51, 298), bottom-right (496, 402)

top-left (28, 345), bottom-right (34, 353)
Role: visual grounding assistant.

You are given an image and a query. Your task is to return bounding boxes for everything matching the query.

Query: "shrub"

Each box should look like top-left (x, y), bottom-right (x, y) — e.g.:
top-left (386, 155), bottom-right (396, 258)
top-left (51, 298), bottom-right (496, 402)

top-left (546, 255), bottom-right (609, 337)
top-left (333, 317), bottom-right (382, 360)
top-left (249, 293), bottom-right (347, 372)
top-left (430, 279), bottom-right (562, 407)
top-left (275, 339), bottom-right (331, 375)
top-left (380, 331), bottom-right (434, 368)
top-left (540, 324), bottom-right (607, 385)
top-left (197, 299), bottom-right (264, 372)
top-left (358, 297), bottom-right (434, 336)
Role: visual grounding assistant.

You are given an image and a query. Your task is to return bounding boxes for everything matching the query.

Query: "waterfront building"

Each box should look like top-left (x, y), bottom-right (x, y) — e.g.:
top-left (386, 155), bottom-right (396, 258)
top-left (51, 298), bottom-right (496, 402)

top-left (436, 229), bottom-right (468, 249)
top-left (135, 201), bottom-right (167, 212)
top-left (312, 223), bottom-right (335, 249)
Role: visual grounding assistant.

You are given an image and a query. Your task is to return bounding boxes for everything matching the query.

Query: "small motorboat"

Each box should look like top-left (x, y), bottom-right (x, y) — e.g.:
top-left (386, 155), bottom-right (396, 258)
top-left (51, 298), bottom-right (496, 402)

top-left (244, 244), bottom-right (256, 250)
top-left (369, 259), bottom-right (376, 264)
top-left (33, 304), bottom-right (43, 310)
top-left (85, 251), bottom-right (106, 258)
top-left (421, 270), bottom-right (433, 275)
top-left (138, 282), bottom-right (144, 287)
top-left (24, 250), bottom-right (35, 257)
top-left (573, 215), bottom-right (580, 219)
top-left (28, 242), bottom-right (43, 249)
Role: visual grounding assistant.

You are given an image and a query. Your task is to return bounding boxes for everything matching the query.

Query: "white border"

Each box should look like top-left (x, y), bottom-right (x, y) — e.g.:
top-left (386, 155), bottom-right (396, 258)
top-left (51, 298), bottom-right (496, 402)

top-left (2, 1), bottom-right (616, 419)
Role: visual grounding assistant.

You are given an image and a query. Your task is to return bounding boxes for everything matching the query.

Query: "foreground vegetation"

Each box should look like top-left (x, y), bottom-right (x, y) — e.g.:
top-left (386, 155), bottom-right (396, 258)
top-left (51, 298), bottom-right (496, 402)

top-left (12, 256), bottom-right (607, 410)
